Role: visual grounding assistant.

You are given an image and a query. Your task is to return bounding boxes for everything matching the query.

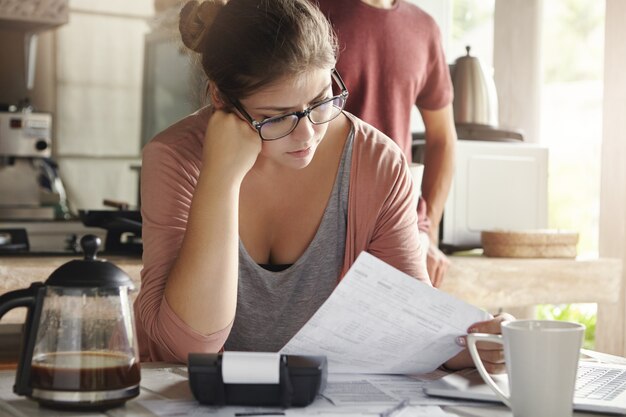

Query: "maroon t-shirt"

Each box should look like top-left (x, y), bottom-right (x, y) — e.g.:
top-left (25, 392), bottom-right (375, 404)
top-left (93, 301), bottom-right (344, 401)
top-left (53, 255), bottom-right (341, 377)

top-left (316, 0), bottom-right (453, 161)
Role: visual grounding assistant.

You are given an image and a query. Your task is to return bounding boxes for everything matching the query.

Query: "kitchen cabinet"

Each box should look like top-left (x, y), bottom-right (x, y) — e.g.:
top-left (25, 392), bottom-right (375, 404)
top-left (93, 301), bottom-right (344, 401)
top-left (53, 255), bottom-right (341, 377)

top-left (0, 0), bottom-right (69, 32)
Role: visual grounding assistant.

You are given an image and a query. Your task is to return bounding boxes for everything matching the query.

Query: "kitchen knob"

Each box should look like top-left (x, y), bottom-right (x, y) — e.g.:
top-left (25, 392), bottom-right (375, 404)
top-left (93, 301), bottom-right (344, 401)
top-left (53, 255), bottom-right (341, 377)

top-left (35, 140), bottom-right (49, 151)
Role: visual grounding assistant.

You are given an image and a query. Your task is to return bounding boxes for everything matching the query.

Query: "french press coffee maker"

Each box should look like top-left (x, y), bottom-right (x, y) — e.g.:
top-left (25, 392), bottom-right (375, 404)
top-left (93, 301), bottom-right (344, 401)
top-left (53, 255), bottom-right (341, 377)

top-left (0, 235), bottom-right (141, 410)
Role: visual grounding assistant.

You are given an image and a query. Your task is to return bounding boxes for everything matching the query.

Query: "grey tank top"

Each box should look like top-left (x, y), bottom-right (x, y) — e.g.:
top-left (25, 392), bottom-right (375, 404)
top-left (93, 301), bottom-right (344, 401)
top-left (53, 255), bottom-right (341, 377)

top-left (225, 131), bottom-right (354, 352)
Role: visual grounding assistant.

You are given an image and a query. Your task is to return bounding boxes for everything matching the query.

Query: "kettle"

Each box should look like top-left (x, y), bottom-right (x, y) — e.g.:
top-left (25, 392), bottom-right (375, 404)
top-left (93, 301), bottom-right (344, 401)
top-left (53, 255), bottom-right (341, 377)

top-left (450, 45), bottom-right (499, 126)
top-left (449, 46), bottom-right (524, 141)
top-left (0, 235), bottom-right (140, 410)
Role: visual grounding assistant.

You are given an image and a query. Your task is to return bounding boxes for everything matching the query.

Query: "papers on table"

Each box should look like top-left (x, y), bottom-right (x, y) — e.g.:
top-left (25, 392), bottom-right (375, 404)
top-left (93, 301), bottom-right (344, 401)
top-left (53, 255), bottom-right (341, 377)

top-left (133, 364), bottom-right (474, 416)
top-left (135, 366), bottom-right (473, 411)
top-left (124, 252), bottom-right (494, 416)
top-left (321, 373), bottom-right (476, 407)
top-left (281, 252), bottom-right (490, 374)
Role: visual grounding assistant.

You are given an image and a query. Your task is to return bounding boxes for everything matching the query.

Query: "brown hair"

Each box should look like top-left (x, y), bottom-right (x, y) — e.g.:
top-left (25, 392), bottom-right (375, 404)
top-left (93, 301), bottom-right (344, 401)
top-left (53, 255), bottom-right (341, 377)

top-left (179, 0), bottom-right (337, 102)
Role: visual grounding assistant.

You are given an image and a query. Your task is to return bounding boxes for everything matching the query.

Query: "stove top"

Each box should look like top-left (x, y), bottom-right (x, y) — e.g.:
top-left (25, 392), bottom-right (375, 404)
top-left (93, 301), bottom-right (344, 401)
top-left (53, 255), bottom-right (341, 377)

top-left (0, 219), bottom-right (141, 257)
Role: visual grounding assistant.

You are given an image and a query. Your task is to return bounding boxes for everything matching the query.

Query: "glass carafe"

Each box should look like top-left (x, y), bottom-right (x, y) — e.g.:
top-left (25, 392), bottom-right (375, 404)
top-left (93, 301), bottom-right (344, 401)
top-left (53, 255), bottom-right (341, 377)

top-left (0, 235), bottom-right (141, 410)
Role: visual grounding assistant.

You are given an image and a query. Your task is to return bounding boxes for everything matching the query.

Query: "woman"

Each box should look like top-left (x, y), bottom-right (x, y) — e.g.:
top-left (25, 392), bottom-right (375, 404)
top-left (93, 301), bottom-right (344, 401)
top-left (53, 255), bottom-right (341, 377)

top-left (134, 0), bottom-right (507, 373)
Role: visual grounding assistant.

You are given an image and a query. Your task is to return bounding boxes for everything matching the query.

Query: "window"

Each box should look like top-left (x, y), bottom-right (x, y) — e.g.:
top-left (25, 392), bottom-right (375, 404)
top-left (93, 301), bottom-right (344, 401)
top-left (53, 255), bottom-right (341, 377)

top-left (451, 0), bottom-right (494, 70)
top-left (541, 0), bottom-right (605, 257)
top-left (451, 0), bottom-right (605, 348)
top-left (538, 0), bottom-right (605, 349)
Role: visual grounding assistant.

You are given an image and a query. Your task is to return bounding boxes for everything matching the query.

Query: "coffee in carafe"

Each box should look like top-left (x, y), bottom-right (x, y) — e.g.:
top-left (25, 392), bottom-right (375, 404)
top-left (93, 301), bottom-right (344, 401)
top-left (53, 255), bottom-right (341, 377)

top-left (30, 352), bottom-right (140, 392)
top-left (0, 235), bottom-right (141, 410)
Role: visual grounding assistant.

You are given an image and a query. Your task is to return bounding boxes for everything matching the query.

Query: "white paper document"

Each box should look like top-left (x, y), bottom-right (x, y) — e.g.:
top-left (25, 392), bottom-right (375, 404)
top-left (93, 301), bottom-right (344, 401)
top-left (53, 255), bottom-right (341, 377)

top-left (321, 373), bottom-right (477, 407)
top-left (281, 252), bottom-right (490, 374)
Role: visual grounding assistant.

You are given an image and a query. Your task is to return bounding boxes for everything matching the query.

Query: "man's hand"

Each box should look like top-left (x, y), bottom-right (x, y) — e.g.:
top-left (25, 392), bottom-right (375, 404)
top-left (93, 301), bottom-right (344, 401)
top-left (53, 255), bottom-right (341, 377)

top-left (427, 243), bottom-right (449, 288)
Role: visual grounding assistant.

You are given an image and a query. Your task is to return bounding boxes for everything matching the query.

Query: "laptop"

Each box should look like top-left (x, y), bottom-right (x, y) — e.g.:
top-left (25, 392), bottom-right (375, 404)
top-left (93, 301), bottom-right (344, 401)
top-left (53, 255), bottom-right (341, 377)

top-left (424, 361), bottom-right (626, 414)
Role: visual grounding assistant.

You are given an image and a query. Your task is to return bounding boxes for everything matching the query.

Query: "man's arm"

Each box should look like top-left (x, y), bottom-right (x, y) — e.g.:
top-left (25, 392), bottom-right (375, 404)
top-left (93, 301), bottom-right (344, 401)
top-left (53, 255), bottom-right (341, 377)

top-left (419, 103), bottom-right (456, 243)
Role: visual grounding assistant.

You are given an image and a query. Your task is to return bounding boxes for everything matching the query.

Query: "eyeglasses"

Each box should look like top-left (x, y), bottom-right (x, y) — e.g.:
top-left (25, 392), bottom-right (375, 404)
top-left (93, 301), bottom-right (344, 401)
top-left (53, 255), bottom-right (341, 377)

top-left (229, 69), bottom-right (349, 141)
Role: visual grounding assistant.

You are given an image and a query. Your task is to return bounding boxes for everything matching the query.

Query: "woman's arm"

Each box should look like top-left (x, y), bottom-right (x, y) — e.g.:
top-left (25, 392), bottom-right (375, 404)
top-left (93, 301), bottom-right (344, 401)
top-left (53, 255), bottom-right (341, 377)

top-left (163, 111), bottom-right (261, 335)
top-left (135, 110), bottom-right (261, 361)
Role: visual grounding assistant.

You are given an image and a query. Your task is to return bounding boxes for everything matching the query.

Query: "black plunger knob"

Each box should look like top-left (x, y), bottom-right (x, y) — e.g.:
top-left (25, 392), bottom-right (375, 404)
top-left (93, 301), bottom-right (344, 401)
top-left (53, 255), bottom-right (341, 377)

top-left (81, 234), bottom-right (101, 260)
top-left (45, 234), bottom-right (134, 289)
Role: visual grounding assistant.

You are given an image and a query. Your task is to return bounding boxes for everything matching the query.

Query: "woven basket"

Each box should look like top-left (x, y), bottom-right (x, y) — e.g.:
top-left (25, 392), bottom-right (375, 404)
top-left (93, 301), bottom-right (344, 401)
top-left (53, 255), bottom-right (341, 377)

top-left (481, 229), bottom-right (579, 258)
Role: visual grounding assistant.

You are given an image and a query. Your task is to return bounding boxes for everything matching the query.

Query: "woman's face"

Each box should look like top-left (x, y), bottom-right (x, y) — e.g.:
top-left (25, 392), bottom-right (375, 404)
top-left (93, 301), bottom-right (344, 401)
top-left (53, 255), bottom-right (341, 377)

top-left (238, 68), bottom-right (335, 170)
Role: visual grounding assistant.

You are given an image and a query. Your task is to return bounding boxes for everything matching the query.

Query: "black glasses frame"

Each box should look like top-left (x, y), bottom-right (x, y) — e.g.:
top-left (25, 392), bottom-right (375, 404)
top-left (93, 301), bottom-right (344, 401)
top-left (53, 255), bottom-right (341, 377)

top-left (229, 69), bottom-right (349, 141)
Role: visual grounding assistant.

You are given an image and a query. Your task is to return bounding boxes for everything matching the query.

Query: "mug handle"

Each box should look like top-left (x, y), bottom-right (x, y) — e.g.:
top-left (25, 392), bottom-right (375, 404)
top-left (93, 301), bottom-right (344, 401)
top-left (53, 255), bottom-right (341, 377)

top-left (466, 333), bottom-right (511, 408)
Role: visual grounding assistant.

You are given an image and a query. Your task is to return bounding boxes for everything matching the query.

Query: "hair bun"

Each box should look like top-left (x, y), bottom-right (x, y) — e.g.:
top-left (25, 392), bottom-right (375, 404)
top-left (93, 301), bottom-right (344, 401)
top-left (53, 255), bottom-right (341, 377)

top-left (179, 0), bottom-right (226, 53)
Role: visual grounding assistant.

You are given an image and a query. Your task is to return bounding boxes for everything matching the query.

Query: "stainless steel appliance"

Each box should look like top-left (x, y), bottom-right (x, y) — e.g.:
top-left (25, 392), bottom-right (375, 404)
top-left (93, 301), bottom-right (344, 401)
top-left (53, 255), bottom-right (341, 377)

top-left (450, 46), bottom-right (524, 142)
top-left (0, 111), bottom-right (51, 156)
top-left (0, 220), bottom-right (106, 255)
top-left (0, 110), bottom-right (70, 220)
top-left (0, 209), bottom-right (141, 256)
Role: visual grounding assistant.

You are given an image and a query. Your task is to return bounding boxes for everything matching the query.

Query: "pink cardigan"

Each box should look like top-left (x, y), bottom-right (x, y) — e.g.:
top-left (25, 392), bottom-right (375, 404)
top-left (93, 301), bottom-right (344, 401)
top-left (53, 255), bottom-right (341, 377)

top-left (134, 108), bottom-right (429, 363)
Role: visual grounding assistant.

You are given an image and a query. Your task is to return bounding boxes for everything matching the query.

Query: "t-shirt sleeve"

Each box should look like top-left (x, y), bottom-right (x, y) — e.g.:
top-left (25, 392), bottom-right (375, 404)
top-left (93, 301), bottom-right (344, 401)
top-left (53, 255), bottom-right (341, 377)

top-left (134, 140), bottom-right (231, 362)
top-left (415, 17), bottom-right (453, 111)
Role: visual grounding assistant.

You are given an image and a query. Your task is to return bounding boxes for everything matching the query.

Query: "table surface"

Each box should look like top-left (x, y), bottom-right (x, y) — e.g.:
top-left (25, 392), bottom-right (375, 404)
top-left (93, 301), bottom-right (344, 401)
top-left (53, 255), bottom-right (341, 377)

top-left (0, 363), bottom-right (605, 417)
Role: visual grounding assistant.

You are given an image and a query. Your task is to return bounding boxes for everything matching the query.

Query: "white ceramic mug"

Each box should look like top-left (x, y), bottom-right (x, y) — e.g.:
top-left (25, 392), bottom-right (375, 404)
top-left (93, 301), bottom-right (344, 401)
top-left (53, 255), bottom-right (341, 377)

top-left (467, 320), bottom-right (585, 417)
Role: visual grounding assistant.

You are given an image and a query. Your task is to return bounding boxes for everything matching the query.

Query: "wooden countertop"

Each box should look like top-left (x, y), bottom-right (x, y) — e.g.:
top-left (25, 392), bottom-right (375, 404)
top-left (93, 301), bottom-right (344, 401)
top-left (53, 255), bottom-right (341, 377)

top-left (0, 255), bottom-right (142, 323)
top-left (0, 255), bottom-right (143, 285)
top-left (1, 254), bottom-right (621, 317)
top-left (441, 256), bottom-right (622, 308)
top-left (0, 254), bottom-right (623, 363)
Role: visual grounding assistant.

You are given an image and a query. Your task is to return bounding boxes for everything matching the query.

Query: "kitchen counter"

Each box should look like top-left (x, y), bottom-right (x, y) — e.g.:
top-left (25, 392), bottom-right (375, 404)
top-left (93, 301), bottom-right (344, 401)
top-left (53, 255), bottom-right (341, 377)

top-left (441, 255), bottom-right (622, 308)
top-left (1, 254), bottom-right (621, 315)
top-left (0, 255), bottom-right (142, 323)
top-left (0, 362), bottom-right (607, 417)
top-left (0, 254), bottom-right (622, 349)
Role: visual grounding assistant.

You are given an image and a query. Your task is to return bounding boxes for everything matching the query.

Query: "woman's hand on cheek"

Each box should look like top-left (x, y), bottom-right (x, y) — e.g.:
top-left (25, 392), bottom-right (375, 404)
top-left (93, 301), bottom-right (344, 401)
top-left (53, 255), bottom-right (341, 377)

top-left (203, 109), bottom-right (262, 181)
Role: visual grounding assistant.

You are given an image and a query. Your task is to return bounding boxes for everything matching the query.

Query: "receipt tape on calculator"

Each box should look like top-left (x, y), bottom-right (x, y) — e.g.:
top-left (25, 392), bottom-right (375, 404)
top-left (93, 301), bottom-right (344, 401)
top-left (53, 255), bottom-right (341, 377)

top-left (222, 352), bottom-right (280, 384)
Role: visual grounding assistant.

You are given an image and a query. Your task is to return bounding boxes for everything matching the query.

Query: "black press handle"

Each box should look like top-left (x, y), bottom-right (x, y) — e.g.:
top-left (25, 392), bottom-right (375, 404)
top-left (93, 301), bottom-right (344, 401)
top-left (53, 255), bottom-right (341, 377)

top-left (0, 282), bottom-right (46, 396)
top-left (0, 284), bottom-right (42, 320)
